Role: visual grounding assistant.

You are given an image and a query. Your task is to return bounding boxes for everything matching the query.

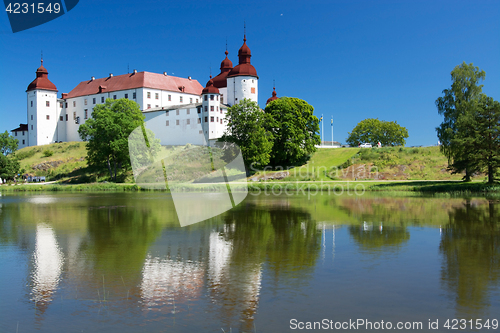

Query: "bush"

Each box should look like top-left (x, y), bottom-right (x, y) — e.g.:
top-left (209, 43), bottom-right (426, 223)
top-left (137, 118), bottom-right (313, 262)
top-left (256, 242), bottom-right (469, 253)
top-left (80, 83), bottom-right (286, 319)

top-left (43, 150), bottom-right (54, 157)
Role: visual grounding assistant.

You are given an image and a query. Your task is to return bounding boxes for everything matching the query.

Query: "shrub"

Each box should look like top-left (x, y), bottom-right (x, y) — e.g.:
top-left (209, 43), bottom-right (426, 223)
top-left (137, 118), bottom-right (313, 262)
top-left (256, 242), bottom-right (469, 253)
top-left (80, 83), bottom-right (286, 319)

top-left (16, 149), bottom-right (36, 160)
top-left (43, 150), bottom-right (54, 157)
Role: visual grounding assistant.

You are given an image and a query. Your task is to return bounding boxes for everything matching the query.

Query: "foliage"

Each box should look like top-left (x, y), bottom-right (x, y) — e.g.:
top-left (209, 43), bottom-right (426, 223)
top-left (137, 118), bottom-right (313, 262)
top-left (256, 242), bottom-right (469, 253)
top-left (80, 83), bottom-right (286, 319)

top-left (43, 149), bottom-right (54, 157)
top-left (78, 98), bottom-right (158, 182)
top-left (436, 62), bottom-right (486, 181)
top-left (219, 99), bottom-right (274, 169)
top-left (0, 130), bottom-right (18, 156)
top-left (346, 118), bottom-right (409, 147)
top-left (0, 131), bottom-right (20, 180)
top-left (264, 97), bottom-right (320, 167)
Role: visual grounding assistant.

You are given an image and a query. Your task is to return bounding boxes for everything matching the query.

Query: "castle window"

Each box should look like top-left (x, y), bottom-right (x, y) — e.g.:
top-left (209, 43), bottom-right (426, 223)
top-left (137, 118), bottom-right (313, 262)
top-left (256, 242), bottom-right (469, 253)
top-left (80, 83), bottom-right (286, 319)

top-left (204, 95), bottom-right (207, 101)
top-left (113, 95), bottom-right (117, 100)
top-left (168, 95), bottom-right (171, 101)
top-left (220, 119), bottom-right (222, 124)
top-left (197, 118), bottom-right (201, 124)
top-left (60, 102), bottom-right (63, 108)
top-left (251, 87), bottom-right (256, 94)
top-left (199, 130), bottom-right (202, 134)
top-left (210, 106), bottom-right (214, 111)
top-left (155, 93), bottom-right (159, 99)
top-left (205, 117), bottom-right (208, 123)
top-left (221, 96), bottom-right (224, 103)
top-left (217, 106), bottom-right (219, 112)
top-left (31, 125), bottom-right (33, 130)
top-left (22, 131), bottom-right (24, 135)
top-left (204, 106), bottom-right (207, 112)
top-left (101, 97), bottom-right (104, 103)
top-left (180, 96), bottom-right (183, 103)
top-left (166, 111), bottom-right (169, 116)
top-left (73, 112), bottom-right (76, 120)
top-left (73, 101), bottom-right (76, 107)
top-left (124, 94), bottom-right (128, 99)
top-left (84, 99), bottom-right (87, 105)
top-left (176, 110), bottom-right (179, 115)
top-left (187, 109), bottom-right (190, 115)
top-left (46, 115), bottom-right (50, 120)
top-left (65, 102), bottom-right (68, 108)
top-left (147, 92), bottom-right (151, 99)
top-left (46, 101), bottom-right (50, 107)
top-left (22, 140), bottom-right (25, 145)
top-left (31, 115), bottom-right (33, 120)
top-left (84, 109), bottom-right (88, 119)
top-left (252, 80), bottom-right (254, 83)
top-left (176, 120), bottom-right (179, 125)
top-left (133, 92), bottom-right (136, 99)
top-left (190, 98), bottom-right (193, 103)
top-left (210, 95), bottom-right (214, 101)
top-left (166, 120), bottom-right (169, 126)
top-left (93, 98), bottom-right (96, 104)
top-left (66, 114), bottom-right (68, 121)
top-left (60, 116), bottom-right (63, 121)
top-left (216, 95), bottom-right (219, 101)
top-left (210, 116), bottom-right (214, 122)
top-left (31, 101), bottom-right (33, 107)
top-left (196, 98), bottom-right (199, 103)
top-left (187, 119), bottom-right (190, 125)
top-left (235, 98), bottom-right (238, 101)
top-left (197, 108), bottom-right (201, 114)
top-left (217, 117), bottom-right (219, 122)
top-left (147, 104), bottom-right (151, 109)
top-left (15, 132), bottom-right (17, 136)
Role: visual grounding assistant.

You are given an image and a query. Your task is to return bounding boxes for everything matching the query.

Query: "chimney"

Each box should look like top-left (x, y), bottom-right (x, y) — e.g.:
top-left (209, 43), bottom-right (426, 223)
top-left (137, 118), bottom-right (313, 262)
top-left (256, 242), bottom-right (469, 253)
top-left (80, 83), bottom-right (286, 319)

top-left (133, 69), bottom-right (137, 74)
top-left (188, 76), bottom-right (191, 80)
top-left (109, 73), bottom-right (113, 77)
top-left (163, 72), bottom-right (167, 76)
top-left (91, 76), bottom-right (95, 81)
top-left (61, 93), bottom-right (68, 99)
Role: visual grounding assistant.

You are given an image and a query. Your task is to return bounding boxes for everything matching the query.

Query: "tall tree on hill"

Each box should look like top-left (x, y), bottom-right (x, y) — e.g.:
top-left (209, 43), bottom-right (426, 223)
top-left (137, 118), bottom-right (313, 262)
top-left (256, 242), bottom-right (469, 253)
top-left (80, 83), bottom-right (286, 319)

top-left (219, 99), bottom-right (273, 169)
top-left (78, 98), bottom-right (153, 181)
top-left (436, 62), bottom-right (486, 181)
top-left (264, 97), bottom-right (320, 167)
top-left (346, 118), bottom-right (408, 147)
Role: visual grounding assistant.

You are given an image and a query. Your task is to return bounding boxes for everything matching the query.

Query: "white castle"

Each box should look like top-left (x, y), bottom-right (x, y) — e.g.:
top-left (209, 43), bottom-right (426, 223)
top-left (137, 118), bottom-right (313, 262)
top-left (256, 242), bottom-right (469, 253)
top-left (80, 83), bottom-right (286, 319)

top-left (12, 34), bottom-right (279, 148)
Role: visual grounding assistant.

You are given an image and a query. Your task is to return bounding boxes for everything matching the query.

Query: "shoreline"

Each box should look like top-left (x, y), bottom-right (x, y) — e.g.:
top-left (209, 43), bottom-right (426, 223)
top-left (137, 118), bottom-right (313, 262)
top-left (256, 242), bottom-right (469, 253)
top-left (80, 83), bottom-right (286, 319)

top-left (1, 180), bottom-right (499, 196)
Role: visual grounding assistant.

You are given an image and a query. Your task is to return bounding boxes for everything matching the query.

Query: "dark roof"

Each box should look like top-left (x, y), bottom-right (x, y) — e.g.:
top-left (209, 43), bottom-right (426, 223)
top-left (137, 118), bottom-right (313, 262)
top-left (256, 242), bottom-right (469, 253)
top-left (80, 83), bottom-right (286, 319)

top-left (11, 124), bottom-right (28, 132)
top-left (26, 60), bottom-right (58, 92)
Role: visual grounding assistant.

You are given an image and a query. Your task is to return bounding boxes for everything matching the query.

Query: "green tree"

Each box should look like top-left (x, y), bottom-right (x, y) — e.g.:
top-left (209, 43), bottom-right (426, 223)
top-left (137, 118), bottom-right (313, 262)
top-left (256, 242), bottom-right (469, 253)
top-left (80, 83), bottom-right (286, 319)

top-left (78, 98), bottom-right (150, 181)
top-left (219, 99), bottom-right (273, 169)
top-left (0, 131), bottom-right (20, 180)
top-left (0, 131), bottom-right (19, 156)
top-left (346, 118), bottom-right (408, 147)
top-left (264, 97), bottom-right (320, 167)
top-left (436, 62), bottom-right (486, 181)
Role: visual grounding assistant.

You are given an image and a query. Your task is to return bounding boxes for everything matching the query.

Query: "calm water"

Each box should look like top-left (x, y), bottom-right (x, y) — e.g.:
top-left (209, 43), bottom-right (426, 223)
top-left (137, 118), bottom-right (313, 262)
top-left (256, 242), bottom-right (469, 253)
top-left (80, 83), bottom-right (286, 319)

top-left (0, 192), bottom-right (499, 333)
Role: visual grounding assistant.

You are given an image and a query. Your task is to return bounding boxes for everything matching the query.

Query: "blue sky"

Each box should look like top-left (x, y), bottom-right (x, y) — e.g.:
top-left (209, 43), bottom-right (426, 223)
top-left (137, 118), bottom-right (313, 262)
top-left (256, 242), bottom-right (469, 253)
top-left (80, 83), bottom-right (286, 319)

top-left (1, 0), bottom-right (499, 146)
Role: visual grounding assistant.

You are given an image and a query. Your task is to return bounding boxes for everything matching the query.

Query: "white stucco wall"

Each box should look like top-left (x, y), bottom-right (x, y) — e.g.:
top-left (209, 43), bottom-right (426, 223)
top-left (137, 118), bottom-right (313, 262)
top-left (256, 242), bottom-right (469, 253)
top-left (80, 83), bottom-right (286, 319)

top-left (226, 76), bottom-right (258, 106)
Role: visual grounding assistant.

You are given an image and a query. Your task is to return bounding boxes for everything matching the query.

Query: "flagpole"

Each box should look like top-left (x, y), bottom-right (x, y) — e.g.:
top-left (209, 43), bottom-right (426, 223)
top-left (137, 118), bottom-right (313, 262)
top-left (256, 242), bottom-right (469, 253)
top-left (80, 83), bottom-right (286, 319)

top-left (321, 114), bottom-right (324, 146)
top-left (331, 116), bottom-right (333, 147)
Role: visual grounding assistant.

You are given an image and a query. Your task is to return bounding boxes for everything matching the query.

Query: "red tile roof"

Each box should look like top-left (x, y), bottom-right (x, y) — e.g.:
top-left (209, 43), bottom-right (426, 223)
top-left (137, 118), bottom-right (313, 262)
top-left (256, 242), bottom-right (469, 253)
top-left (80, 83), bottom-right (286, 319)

top-left (65, 72), bottom-right (203, 99)
top-left (27, 61), bottom-right (58, 92)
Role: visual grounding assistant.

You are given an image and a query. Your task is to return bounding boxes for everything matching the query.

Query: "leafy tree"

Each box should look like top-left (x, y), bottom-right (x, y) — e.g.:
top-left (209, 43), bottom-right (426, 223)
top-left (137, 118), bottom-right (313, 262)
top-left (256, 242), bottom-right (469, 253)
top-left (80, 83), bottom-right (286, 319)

top-left (264, 97), bottom-right (320, 167)
top-left (219, 99), bottom-right (273, 169)
top-left (436, 62), bottom-right (486, 181)
top-left (0, 131), bottom-right (20, 180)
top-left (448, 95), bottom-right (500, 183)
top-left (78, 98), bottom-right (154, 181)
top-left (346, 118), bottom-right (408, 147)
top-left (0, 131), bottom-right (18, 156)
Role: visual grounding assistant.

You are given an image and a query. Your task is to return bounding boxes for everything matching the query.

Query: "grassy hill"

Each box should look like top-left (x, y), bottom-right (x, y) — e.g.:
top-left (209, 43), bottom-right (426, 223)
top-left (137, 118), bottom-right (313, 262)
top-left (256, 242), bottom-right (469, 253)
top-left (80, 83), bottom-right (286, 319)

top-left (12, 142), bottom-right (477, 184)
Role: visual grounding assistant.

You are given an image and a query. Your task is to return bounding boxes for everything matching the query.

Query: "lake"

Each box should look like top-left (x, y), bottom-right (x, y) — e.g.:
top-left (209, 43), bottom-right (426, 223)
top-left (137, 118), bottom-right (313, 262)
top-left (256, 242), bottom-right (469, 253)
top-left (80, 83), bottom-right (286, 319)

top-left (0, 192), bottom-right (499, 332)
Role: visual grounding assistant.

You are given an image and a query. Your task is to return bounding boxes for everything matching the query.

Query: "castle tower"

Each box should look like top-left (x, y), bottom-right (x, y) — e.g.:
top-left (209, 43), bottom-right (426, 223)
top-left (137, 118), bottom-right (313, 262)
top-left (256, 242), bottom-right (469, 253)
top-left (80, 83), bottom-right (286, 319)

top-left (266, 87), bottom-right (279, 105)
top-left (26, 59), bottom-right (62, 146)
top-left (212, 49), bottom-right (233, 105)
top-left (201, 76), bottom-right (224, 143)
top-left (226, 33), bottom-right (258, 106)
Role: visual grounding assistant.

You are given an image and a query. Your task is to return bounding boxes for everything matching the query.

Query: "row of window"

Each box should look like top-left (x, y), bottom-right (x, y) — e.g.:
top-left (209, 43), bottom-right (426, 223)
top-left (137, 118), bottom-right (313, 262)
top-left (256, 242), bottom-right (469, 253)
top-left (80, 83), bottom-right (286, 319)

top-left (14, 131), bottom-right (26, 136)
top-left (165, 117), bottom-right (224, 126)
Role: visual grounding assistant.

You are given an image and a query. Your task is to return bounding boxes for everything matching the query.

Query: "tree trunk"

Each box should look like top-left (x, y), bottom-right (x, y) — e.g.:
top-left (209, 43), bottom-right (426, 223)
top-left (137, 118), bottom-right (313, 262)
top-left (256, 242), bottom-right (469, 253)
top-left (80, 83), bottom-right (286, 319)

top-left (464, 167), bottom-right (471, 182)
top-left (114, 159), bottom-right (117, 182)
top-left (488, 165), bottom-right (494, 184)
top-left (107, 157), bottom-right (112, 178)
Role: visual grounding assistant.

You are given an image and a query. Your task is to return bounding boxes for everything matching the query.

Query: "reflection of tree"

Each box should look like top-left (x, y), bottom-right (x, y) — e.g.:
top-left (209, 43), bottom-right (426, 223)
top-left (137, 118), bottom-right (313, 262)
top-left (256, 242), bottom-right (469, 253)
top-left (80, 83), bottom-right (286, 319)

top-left (348, 225), bottom-right (410, 251)
top-left (208, 202), bottom-right (322, 333)
top-left (440, 201), bottom-right (500, 318)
